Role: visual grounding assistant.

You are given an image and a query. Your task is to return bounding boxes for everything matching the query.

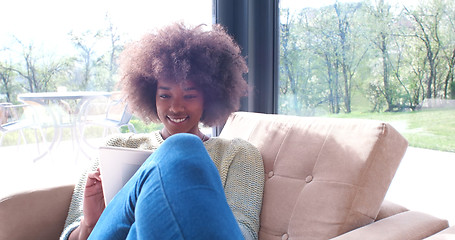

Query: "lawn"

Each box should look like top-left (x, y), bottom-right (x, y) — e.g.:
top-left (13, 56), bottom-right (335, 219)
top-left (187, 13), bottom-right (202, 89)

top-left (330, 108), bottom-right (455, 153)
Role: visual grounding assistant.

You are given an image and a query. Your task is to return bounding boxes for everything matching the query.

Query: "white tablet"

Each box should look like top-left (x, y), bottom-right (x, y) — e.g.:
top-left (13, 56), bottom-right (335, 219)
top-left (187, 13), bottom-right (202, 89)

top-left (99, 146), bottom-right (154, 205)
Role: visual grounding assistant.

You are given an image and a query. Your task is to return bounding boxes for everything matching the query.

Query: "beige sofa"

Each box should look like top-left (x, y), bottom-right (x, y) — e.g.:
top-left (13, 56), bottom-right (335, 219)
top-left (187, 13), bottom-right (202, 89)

top-left (0, 112), bottom-right (452, 240)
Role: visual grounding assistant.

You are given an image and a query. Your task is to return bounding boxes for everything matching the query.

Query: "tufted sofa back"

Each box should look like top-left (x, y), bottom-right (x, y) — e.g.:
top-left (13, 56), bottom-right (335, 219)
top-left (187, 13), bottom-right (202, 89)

top-left (219, 112), bottom-right (408, 240)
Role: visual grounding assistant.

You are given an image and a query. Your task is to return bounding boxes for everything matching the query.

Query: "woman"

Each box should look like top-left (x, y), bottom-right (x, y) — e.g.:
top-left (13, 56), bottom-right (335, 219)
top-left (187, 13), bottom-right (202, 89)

top-left (61, 23), bottom-right (264, 240)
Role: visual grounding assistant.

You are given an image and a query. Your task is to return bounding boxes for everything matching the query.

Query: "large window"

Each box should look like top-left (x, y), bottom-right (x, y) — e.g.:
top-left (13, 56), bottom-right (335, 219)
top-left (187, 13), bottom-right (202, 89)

top-left (278, 0), bottom-right (455, 152)
top-left (0, 1), bottom-right (212, 164)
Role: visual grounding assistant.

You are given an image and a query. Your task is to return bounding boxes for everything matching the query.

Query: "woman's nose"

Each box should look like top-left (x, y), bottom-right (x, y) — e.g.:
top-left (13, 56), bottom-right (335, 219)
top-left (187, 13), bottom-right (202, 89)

top-left (170, 99), bottom-right (184, 112)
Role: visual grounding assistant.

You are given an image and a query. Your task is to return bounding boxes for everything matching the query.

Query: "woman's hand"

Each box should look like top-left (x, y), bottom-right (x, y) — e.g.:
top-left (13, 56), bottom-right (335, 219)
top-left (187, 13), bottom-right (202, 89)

top-left (68, 168), bottom-right (106, 240)
top-left (83, 167), bottom-right (105, 228)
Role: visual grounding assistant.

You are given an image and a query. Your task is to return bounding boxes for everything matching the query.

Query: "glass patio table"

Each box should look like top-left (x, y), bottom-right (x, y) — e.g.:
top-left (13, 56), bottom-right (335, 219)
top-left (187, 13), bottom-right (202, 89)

top-left (18, 91), bottom-right (112, 161)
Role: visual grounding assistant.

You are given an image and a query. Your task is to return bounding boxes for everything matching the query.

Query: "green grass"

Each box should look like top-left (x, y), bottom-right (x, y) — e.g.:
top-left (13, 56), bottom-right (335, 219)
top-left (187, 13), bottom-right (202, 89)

top-left (329, 108), bottom-right (455, 152)
top-left (0, 127), bottom-right (57, 146)
top-left (128, 118), bottom-right (163, 133)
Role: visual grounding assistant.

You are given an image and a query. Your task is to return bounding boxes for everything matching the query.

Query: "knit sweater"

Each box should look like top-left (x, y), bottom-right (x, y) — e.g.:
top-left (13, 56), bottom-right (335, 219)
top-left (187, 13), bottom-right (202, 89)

top-left (60, 131), bottom-right (264, 240)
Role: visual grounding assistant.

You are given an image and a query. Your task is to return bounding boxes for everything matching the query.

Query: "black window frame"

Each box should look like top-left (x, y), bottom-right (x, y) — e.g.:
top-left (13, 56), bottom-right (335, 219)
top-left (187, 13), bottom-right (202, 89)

top-left (214, 0), bottom-right (280, 114)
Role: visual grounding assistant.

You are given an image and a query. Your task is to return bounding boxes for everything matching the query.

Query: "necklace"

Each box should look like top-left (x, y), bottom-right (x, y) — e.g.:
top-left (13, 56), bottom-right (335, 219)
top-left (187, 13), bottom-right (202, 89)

top-left (200, 134), bottom-right (209, 142)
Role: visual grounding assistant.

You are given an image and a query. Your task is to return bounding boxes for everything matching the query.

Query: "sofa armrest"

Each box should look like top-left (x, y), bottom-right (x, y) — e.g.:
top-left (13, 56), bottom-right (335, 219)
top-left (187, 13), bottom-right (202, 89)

top-left (331, 211), bottom-right (449, 240)
top-left (0, 184), bottom-right (75, 240)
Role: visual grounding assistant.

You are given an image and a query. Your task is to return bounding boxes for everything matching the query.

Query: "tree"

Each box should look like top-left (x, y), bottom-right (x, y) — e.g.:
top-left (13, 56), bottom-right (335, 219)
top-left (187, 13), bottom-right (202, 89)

top-left (104, 14), bottom-right (123, 91)
top-left (280, 2), bottom-right (369, 115)
top-left (280, 8), bottom-right (308, 115)
top-left (364, 0), bottom-right (415, 111)
top-left (334, 2), bottom-right (353, 113)
top-left (405, 1), bottom-right (444, 99)
top-left (0, 60), bottom-right (17, 102)
top-left (407, 41), bottom-right (428, 106)
top-left (69, 30), bottom-right (104, 90)
top-left (280, 8), bottom-right (327, 115)
top-left (365, 0), bottom-right (394, 110)
top-left (333, 2), bottom-right (367, 113)
top-left (4, 38), bottom-right (71, 93)
top-left (311, 6), bottom-right (343, 114)
top-left (442, 48), bottom-right (455, 98)
top-left (441, 0), bottom-right (455, 99)
top-left (278, 0), bottom-right (455, 115)
top-left (69, 15), bottom-right (124, 91)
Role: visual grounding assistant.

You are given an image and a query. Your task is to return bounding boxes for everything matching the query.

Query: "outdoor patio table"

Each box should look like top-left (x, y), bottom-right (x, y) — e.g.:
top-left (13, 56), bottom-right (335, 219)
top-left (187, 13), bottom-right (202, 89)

top-left (17, 91), bottom-right (112, 161)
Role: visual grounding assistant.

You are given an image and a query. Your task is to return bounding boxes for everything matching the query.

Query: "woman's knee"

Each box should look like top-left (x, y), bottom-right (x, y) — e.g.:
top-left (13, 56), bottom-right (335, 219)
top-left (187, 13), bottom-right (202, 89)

top-left (155, 133), bottom-right (211, 167)
top-left (143, 133), bottom-right (219, 186)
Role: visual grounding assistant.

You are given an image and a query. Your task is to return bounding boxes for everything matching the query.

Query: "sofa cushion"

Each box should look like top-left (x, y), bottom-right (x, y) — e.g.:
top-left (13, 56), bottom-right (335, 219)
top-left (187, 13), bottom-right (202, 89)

top-left (332, 211), bottom-right (449, 240)
top-left (220, 112), bottom-right (408, 240)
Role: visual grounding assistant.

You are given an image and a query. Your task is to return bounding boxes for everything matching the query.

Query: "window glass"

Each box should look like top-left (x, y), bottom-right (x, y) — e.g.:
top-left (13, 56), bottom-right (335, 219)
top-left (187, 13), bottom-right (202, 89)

top-left (279, 0), bottom-right (455, 152)
top-left (0, 0), bottom-right (212, 165)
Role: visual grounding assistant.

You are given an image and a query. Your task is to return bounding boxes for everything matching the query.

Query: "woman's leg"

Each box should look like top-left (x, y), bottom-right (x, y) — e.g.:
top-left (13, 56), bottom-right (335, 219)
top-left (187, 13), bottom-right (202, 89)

top-left (88, 133), bottom-right (243, 240)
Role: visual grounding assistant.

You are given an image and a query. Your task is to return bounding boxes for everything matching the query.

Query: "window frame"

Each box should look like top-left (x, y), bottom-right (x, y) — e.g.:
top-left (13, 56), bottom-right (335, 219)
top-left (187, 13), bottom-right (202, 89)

top-left (214, 0), bottom-right (280, 114)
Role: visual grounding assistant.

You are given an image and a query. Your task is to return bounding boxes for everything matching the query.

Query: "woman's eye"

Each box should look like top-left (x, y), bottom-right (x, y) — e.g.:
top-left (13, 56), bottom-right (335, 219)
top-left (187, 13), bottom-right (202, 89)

top-left (159, 94), bottom-right (170, 99)
top-left (184, 95), bottom-right (197, 100)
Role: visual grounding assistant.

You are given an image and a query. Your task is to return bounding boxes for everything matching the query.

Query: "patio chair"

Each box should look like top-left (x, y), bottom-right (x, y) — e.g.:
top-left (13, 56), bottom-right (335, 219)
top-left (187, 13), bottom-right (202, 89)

top-left (0, 102), bottom-right (48, 162)
top-left (79, 93), bottom-right (136, 150)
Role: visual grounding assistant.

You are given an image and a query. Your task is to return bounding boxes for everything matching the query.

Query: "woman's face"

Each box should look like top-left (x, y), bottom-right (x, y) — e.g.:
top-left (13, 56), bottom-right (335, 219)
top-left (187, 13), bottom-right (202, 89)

top-left (156, 80), bottom-right (204, 139)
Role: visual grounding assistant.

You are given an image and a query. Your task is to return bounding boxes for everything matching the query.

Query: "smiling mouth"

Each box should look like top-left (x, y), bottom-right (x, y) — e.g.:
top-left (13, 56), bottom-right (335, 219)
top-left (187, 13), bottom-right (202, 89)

top-left (167, 116), bottom-right (188, 123)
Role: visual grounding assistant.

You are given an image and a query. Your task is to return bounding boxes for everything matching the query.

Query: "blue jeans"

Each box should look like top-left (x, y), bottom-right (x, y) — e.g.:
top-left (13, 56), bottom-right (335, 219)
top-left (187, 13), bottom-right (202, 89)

top-left (88, 133), bottom-right (243, 240)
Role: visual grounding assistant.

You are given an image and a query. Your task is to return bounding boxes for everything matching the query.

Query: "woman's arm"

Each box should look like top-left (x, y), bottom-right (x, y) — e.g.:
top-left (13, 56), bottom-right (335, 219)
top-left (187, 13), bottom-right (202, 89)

top-left (223, 139), bottom-right (264, 240)
top-left (67, 217), bottom-right (93, 240)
